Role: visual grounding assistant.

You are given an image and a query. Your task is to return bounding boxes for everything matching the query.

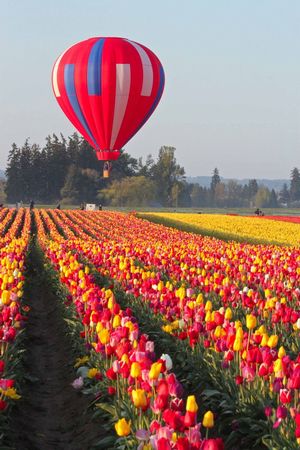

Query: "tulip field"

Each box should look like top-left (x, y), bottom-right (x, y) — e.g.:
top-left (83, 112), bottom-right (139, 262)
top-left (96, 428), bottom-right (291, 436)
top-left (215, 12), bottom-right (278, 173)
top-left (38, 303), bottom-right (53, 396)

top-left (1, 209), bottom-right (300, 449)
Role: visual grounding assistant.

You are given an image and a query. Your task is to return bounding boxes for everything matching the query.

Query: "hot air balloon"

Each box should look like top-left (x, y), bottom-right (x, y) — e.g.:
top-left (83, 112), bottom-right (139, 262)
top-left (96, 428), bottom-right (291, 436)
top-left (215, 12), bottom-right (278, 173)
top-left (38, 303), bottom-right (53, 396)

top-left (52, 37), bottom-right (165, 177)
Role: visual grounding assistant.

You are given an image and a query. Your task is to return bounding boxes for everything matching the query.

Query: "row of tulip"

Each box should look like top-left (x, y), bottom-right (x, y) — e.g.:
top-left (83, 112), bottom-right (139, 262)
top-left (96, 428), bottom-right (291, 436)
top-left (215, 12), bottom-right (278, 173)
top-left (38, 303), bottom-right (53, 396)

top-left (42, 210), bottom-right (300, 448)
top-left (34, 210), bottom-right (224, 450)
top-left (259, 216), bottom-right (300, 225)
top-left (141, 212), bottom-right (300, 246)
top-left (0, 208), bottom-right (31, 415)
top-left (0, 209), bottom-right (17, 241)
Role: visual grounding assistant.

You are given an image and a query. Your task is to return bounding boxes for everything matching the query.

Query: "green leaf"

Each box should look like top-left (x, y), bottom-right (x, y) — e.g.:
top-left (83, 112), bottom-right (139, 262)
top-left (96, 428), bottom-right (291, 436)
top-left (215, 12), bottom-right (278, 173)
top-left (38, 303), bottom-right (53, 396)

top-left (95, 402), bottom-right (117, 417)
top-left (202, 389), bottom-right (221, 397)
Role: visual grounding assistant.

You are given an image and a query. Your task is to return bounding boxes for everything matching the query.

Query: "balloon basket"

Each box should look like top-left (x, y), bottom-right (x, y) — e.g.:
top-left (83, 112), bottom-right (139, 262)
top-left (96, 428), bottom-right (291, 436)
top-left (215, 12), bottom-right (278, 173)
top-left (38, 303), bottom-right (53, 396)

top-left (103, 161), bottom-right (112, 178)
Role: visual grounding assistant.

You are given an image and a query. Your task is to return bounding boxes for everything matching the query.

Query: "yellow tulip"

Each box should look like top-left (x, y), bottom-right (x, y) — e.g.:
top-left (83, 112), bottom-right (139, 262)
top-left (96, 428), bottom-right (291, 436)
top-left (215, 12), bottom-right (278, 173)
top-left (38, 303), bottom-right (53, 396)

top-left (87, 368), bottom-right (98, 378)
top-left (257, 325), bottom-right (266, 334)
top-left (196, 293), bottom-right (203, 304)
top-left (235, 320), bottom-right (242, 329)
top-left (132, 389), bottom-right (147, 408)
top-left (96, 322), bottom-right (103, 333)
top-left (261, 334), bottom-right (269, 347)
top-left (98, 328), bottom-right (110, 345)
top-left (202, 410), bottom-right (214, 428)
top-left (233, 337), bottom-right (243, 352)
top-left (278, 346), bottom-right (286, 358)
top-left (115, 418), bottom-right (131, 436)
top-left (267, 335), bottom-right (278, 348)
top-left (246, 314), bottom-right (257, 330)
top-left (108, 296), bottom-right (115, 310)
top-left (78, 270), bottom-right (84, 279)
top-left (130, 362), bottom-right (141, 379)
top-left (274, 358), bottom-right (283, 373)
top-left (112, 315), bottom-right (121, 328)
top-left (1, 290), bottom-right (10, 305)
top-left (149, 362), bottom-right (162, 380)
top-left (121, 354), bottom-right (129, 364)
top-left (236, 327), bottom-right (244, 340)
top-left (205, 311), bottom-right (212, 322)
top-left (214, 326), bottom-right (223, 338)
top-left (205, 300), bottom-right (212, 311)
top-left (225, 307), bottom-right (232, 320)
top-left (186, 395), bottom-right (198, 413)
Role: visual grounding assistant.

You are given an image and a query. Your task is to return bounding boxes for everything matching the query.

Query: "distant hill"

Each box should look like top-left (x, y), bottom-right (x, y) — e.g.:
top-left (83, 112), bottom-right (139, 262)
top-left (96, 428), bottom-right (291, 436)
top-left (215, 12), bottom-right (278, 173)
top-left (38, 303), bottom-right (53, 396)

top-left (0, 170), bottom-right (5, 180)
top-left (186, 176), bottom-right (289, 192)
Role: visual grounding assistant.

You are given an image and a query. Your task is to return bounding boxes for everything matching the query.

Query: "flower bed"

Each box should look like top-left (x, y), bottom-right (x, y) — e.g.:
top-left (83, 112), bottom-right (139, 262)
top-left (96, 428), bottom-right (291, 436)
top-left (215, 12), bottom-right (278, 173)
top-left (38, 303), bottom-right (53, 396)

top-left (45, 210), bottom-right (300, 449)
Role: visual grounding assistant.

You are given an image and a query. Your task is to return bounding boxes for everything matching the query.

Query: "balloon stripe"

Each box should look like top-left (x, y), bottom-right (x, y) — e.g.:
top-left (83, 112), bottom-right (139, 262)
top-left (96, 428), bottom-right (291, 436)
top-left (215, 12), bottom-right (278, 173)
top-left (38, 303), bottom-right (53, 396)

top-left (129, 64), bottom-right (165, 140)
top-left (52, 46), bottom-right (72, 97)
top-left (125, 40), bottom-right (153, 96)
top-left (109, 64), bottom-right (131, 149)
top-left (87, 38), bottom-right (105, 95)
top-left (64, 64), bottom-right (98, 147)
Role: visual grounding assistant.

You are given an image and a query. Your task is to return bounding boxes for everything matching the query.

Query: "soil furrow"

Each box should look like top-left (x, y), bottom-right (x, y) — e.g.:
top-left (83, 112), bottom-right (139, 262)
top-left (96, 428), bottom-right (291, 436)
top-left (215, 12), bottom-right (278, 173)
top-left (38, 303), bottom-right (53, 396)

top-left (11, 243), bottom-right (101, 450)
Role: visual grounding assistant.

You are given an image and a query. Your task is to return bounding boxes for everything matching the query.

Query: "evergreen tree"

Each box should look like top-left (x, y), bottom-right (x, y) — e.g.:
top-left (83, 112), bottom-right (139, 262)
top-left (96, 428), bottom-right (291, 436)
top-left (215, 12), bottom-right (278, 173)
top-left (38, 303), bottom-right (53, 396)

top-left (248, 179), bottom-right (258, 197)
top-left (5, 143), bottom-right (22, 202)
top-left (43, 134), bottom-right (70, 201)
top-left (290, 167), bottom-right (300, 202)
top-left (279, 183), bottom-right (290, 205)
top-left (210, 168), bottom-right (221, 206)
top-left (210, 168), bottom-right (221, 193)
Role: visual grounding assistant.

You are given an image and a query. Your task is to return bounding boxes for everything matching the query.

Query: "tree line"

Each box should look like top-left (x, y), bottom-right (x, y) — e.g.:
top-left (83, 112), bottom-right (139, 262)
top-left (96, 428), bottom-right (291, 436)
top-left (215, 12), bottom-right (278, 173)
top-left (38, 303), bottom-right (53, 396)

top-left (3, 133), bottom-right (300, 208)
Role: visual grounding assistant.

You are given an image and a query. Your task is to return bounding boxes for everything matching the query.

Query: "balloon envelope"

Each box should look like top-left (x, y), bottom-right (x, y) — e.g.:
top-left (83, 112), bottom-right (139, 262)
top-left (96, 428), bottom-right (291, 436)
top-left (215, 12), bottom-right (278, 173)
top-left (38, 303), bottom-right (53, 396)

top-left (52, 37), bottom-right (165, 161)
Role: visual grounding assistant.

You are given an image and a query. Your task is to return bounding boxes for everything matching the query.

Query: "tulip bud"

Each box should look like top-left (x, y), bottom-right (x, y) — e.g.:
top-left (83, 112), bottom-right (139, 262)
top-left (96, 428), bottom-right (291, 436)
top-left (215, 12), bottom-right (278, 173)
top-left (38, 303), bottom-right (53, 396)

top-left (273, 358), bottom-right (283, 374)
top-left (202, 410), bottom-right (214, 428)
top-left (186, 395), bottom-right (198, 413)
top-left (132, 388), bottom-right (147, 408)
top-left (98, 328), bottom-right (110, 345)
top-left (205, 301), bottom-right (212, 311)
top-left (267, 335), bottom-right (278, 348)
top-left (149, 362), bottom-right (162, 380)
top-left (278, 346), bottom-right (286, 358)
top-left (225, 307), bottom-right (232, 320)
top-left (246, 314), bottom-right (257, 330)
top-left (130, 362), bottom-right (141, 379)
top-left (233, 337), bottom-right (243, 352)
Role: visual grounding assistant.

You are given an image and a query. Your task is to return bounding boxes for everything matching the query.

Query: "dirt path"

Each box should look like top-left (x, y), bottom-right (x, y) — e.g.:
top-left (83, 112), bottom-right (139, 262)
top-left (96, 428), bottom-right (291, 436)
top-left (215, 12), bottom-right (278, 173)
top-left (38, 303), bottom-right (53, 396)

top-left (11, 243), bottom-right (101, 450)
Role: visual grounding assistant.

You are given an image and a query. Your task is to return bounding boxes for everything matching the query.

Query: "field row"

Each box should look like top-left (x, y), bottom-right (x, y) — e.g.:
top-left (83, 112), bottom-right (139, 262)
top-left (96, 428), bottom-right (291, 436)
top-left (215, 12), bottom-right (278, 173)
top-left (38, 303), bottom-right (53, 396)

top-left (0, 209), bottom-right (31, 432)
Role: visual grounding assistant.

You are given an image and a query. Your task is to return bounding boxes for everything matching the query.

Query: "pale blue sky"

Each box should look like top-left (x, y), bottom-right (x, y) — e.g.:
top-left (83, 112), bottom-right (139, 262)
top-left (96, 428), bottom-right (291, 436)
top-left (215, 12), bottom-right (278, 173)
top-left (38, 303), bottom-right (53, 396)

top-left (1, 0), bottom-right (300, 178)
